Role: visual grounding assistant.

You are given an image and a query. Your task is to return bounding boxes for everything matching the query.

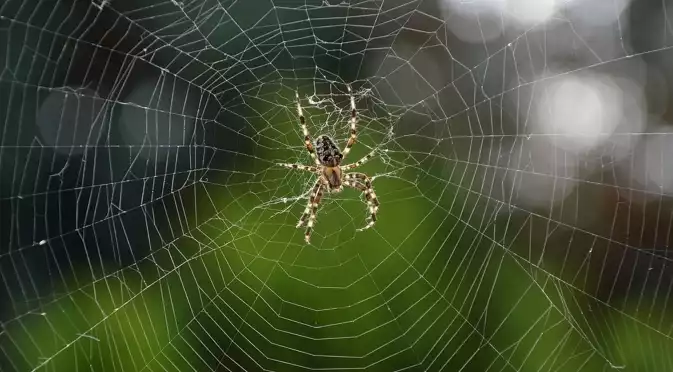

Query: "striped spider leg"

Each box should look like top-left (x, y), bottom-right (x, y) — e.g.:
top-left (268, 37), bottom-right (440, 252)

top-left (296, 90), bottom-right (321, 166)
top-left (340, 148), bottom-right (377, 171)
top-left (341, 84), bottom-right (358, 160)
top-left (276, 163), bottom-right (318, 172)
top-left (343, 172), bottom-right (379, 231)
top-left (296, 177), bottom-right (327, 243)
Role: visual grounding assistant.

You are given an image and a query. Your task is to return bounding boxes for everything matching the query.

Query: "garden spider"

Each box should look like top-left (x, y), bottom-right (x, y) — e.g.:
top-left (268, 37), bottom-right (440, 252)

top-left (278, 85), bottom-right (380, 243)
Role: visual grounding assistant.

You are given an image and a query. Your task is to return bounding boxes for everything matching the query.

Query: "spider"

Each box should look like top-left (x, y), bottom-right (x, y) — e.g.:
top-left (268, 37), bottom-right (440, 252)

top-left (278, 85), bottom-right (380, 243)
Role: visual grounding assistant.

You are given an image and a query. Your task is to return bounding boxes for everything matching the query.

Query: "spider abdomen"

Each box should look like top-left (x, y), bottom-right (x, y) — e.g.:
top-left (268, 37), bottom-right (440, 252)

top-left (315, 135), bottom-right (343, 167)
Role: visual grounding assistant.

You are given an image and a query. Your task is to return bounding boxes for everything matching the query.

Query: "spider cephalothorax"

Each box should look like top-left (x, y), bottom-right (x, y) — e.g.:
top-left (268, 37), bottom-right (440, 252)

top-left (277, 84), bottom-right (380, 243)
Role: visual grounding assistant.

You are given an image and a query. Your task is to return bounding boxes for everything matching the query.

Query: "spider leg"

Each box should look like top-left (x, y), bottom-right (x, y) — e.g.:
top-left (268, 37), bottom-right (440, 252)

top-left (297, 179), bottom-right (323, 228)
top-left (343, 172), bottom-right (379, 231)
top-left (296, 91), bottom-right (321, 166)
top-left (304, 187), bottom-right (324, 243)
top-left (341, 148), bottom-right (376, 171)
top-left (341, 84), bottom-right (357, 160)
top-left (277, 163), bottom-right (318, 172)
top-left (297, 178), bottom-right (325, 243)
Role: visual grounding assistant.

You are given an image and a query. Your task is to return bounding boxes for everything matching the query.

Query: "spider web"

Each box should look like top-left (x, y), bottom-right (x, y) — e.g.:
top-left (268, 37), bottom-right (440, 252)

top-left (1, 0), bottom-right (672, 370)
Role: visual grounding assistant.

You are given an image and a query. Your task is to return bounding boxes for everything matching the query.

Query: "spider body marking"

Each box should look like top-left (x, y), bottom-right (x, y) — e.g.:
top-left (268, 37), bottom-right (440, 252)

top-left (277, 84), bottom-right (380, 243)
top-left (315, 135), bottom-right (344, 191)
